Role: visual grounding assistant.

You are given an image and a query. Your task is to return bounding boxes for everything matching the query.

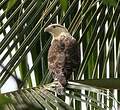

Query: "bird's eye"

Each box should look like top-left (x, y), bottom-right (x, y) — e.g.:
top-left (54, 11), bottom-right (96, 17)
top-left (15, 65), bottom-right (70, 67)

top-left (53, 26), bottom-right (56, 28)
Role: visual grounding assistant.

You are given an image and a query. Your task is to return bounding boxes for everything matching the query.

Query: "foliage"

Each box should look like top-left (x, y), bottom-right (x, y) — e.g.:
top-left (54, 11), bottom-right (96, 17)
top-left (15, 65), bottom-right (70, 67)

top-left (0, 95), bottom-right (11, 110)
top-left (0, 0), bottom-right (120, 109)
top-left (102, 0), bottom-right (117, 6)
top-left (59, 0), bottom-right (68, 12)
top-left (6, 0), bottom-right (16, 12)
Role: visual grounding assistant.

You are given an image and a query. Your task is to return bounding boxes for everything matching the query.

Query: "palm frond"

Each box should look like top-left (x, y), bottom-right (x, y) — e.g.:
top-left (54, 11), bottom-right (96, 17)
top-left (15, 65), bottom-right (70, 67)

top-left (0, 0), bottom-right (120, 109)
top-left (2, 81), bottom-right (119, 110)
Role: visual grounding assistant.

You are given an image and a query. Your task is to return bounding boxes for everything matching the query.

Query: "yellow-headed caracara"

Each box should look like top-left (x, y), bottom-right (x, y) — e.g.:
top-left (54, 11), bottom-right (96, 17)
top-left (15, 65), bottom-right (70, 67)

top-left (44, 24), bottom-right (80, 94)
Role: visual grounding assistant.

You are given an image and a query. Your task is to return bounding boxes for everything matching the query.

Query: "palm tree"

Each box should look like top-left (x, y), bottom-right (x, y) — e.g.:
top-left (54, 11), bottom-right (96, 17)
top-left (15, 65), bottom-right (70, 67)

top-left (0, 0), bottom-right (120, 109)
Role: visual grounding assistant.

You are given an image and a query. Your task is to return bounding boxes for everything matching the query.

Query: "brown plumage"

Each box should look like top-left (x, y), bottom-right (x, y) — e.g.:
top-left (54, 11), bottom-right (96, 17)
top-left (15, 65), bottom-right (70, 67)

top-left (44, 24), bottom-right (80, 90)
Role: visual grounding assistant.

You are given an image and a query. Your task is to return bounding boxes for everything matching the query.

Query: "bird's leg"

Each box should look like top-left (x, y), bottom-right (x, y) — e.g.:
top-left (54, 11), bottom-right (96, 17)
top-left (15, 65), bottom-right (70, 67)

top-left (53, 73), bottom-right (66, 95)
top-left (53, 80), bottom-right (65, 95)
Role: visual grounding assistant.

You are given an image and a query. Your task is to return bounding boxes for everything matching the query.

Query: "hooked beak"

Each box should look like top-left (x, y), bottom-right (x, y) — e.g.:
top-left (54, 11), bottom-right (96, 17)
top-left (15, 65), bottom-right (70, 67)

top-left (44, 26), bottom-right (50, 32)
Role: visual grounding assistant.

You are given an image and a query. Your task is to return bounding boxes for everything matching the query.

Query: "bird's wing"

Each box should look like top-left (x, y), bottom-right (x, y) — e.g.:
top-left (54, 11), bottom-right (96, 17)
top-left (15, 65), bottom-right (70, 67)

top-left (48, 35), bottom-right (80, 86)
top-left (63, 36), bottom-right (80, 79)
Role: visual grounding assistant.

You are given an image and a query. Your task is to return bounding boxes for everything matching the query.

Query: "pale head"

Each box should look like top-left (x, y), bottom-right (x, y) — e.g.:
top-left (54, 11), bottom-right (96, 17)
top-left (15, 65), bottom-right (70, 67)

top-left (44, 24), bottom-right (70, 39)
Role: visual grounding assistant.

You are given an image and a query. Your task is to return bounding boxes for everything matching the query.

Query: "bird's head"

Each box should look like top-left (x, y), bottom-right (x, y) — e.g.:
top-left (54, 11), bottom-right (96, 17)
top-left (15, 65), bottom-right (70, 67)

top-left (44, 24), bottom-right (69, 39)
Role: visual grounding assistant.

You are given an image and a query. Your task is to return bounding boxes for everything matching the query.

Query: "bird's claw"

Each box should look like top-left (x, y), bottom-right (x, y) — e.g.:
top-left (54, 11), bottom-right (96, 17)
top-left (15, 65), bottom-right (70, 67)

top-left (56, 85), bottom-right (65, 95)
top-left (44, 81), bottom-right (65, 95)
top-left (54, 80), bottom-right (65, 95)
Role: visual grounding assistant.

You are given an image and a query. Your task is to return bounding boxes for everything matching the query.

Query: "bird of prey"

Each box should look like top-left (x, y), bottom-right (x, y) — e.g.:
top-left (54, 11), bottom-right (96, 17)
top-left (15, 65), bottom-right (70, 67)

top-left (44, 24), bottom-right (80, 94)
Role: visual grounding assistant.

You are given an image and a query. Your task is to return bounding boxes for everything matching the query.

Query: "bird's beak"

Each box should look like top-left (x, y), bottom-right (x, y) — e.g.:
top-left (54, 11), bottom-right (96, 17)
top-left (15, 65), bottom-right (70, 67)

top-left (44, 27), bottom-right (47, 32)
top-left (44, 26), bottom-right (50, 32)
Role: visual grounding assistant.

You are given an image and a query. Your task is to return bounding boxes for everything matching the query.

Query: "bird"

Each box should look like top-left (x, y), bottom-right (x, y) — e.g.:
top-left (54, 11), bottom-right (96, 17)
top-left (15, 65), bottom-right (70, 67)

top-left (44, 24), bottom-right (80, 94)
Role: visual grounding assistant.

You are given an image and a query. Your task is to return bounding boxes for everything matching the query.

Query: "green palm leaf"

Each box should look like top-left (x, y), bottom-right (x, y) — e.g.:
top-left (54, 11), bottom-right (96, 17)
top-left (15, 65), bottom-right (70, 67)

top-left (0, 0), bottom-right (120, 109)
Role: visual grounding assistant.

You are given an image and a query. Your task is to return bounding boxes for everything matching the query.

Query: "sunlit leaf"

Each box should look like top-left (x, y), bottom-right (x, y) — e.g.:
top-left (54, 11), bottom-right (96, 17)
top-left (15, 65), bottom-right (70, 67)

top-left (102, 0), bottom-right (117, 6)
top-left (59, 0), bottom-right (68, 12)
top-left (6, 0), bottom-right (16, 11)
top-left (0, 94), bottom-right (11, 105)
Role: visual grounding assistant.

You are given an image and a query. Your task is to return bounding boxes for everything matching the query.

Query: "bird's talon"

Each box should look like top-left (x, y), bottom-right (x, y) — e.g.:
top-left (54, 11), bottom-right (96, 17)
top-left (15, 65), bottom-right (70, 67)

top-left (53, 81), bottom-right (65, 95)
